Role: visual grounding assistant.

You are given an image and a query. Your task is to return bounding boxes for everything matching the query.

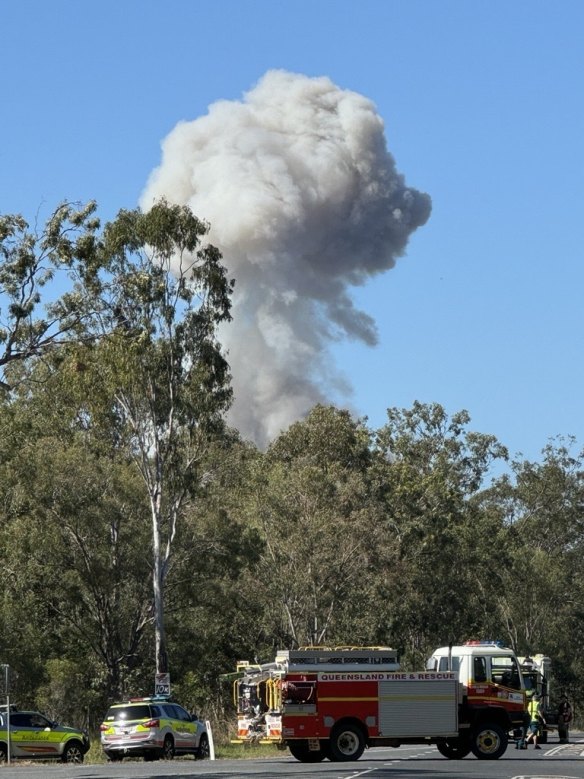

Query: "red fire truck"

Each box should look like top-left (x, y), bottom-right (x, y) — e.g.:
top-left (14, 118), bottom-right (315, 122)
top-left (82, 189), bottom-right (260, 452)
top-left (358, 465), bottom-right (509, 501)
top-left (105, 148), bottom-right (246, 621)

top-left (225, 641), bottom-right (527, 762)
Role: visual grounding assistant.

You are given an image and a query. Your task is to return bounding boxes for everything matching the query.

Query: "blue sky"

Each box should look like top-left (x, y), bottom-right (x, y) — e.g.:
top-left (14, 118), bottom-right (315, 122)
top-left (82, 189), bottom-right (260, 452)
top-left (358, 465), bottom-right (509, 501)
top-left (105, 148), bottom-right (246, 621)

top-left (2, 0), bottom-right (583, 465)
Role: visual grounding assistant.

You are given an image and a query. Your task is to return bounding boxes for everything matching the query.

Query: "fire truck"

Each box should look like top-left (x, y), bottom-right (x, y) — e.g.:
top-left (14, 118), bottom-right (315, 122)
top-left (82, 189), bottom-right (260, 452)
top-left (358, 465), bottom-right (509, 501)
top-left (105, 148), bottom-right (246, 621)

top-left (224, 641), bottom-right (527, 762)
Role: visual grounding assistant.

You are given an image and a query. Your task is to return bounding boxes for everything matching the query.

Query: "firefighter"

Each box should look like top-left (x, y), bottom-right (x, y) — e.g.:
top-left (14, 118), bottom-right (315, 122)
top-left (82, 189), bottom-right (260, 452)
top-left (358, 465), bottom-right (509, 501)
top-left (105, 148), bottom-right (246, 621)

top-left (525, 693), bottom-right (546, 749)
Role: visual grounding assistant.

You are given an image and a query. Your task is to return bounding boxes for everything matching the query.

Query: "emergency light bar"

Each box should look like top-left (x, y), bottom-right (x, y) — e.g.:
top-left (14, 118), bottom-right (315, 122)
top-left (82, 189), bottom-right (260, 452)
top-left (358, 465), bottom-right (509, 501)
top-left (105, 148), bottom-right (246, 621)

top-left (128, 695), bottom-right (170, 702)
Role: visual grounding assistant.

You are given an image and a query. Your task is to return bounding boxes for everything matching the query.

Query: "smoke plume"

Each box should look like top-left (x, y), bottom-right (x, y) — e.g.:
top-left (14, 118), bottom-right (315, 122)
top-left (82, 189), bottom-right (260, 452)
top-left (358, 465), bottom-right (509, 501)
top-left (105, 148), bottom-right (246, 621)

top-left (141, 70), bottom-right (431, 447)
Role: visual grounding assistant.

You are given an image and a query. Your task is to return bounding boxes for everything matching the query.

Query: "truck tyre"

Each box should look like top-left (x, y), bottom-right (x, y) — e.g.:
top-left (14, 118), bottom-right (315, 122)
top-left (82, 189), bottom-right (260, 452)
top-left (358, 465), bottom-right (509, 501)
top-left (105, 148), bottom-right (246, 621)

top-left (288, 740), bottom-right (327, 762)
top-left (470, 722), bottom-right (508, 759)
top-left (436, 737), bottom-right (471, 759)
top-left (329, 723), bottom-right (365, 762)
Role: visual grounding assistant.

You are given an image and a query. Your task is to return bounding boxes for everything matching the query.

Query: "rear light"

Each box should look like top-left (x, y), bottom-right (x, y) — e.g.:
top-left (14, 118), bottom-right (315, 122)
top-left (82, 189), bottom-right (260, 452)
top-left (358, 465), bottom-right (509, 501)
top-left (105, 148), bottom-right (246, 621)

top-left (142, 719), bottom-right (160, 728)
top-left (99, 724), bottom-right (108, 732)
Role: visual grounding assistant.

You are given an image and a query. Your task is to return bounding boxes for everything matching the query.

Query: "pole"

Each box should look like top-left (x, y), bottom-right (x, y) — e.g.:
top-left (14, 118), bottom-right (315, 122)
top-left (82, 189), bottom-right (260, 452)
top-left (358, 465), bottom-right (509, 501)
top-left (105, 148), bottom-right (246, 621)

top-left (6, 693), bottom-right (10, 765)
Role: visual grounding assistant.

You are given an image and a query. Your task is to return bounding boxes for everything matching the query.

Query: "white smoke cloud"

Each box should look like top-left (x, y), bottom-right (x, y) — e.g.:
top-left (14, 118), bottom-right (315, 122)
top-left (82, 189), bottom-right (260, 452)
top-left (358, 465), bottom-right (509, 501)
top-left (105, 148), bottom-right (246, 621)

top-left (141, 70), bottom-right (431, 447)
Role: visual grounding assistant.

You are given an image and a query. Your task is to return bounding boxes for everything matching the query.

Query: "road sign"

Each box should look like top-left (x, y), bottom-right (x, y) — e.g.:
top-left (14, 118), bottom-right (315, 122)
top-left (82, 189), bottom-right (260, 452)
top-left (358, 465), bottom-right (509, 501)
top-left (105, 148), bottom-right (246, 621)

top-left (155, 672), bottom-right (170, 696)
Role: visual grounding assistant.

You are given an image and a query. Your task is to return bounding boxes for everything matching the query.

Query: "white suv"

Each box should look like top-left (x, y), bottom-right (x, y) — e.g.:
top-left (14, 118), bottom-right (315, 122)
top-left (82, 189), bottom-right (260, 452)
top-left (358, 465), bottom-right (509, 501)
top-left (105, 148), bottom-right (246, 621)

top-left (100, 697), bottom-right (209, 761)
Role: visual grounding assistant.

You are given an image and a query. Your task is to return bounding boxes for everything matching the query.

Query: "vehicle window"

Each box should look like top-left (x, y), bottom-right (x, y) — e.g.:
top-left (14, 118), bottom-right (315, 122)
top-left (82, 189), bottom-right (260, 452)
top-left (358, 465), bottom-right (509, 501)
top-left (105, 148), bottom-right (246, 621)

top-left (105, 705), bottom-right (152, 721)
top-left (173, 705), bottom-right (191, 721)
top-left (29, 714), bottom-right (50, 728)
top-left (491, 655), bottom-right (521, 690)
top-left (163, 704), bottom-right (182, 720)
top-left (10, 713), bottom-right (33, 727)
top-left (438, 656), bottom-right (460, 672)
top-left (473, 656), bottom-right (487, 682)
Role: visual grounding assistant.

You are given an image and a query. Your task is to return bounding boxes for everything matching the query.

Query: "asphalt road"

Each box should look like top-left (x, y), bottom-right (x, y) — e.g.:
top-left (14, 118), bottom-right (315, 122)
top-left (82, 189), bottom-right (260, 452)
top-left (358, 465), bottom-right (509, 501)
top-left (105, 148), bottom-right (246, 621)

top-left (2, 737), bottom-right (584, 779)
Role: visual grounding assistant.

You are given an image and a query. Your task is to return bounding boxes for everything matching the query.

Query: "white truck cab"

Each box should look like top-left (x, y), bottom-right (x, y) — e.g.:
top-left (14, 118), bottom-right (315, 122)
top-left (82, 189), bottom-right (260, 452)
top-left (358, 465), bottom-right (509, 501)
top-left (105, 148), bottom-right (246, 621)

top-left (427, 640), bottom-right (524, 693)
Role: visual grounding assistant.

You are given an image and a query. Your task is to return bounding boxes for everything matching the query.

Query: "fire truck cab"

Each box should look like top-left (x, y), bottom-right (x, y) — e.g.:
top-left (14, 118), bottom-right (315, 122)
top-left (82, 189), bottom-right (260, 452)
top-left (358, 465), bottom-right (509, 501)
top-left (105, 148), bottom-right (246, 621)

top-left (427, 641), bottom-right (527, 757)
top-left (226, 641), bottom-right (527, 763)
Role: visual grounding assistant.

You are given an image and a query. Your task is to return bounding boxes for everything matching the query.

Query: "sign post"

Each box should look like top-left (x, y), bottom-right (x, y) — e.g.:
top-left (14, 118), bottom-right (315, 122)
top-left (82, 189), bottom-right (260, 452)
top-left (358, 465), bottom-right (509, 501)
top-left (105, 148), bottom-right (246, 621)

top-left (155, 672), bottom-right (171, 697)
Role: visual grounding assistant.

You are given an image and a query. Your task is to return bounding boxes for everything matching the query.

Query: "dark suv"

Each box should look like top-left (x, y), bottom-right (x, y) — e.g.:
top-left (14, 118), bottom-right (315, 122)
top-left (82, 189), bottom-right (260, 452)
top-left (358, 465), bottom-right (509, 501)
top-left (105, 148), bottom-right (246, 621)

top-left (100, 697), bottom-right (209, 761)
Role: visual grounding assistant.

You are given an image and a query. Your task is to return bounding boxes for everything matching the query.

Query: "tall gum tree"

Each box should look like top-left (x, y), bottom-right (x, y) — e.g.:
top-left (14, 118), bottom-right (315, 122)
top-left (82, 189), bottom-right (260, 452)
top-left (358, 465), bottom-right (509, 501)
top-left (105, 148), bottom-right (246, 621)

top-left (72, 201), bottom-right (234, 674)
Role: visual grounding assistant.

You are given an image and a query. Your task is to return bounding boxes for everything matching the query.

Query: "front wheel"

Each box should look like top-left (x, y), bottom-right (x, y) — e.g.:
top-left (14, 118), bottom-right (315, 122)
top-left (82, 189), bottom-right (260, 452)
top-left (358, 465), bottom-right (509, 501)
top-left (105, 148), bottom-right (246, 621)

top-left (436, 737), bottom-right (471, 759)
top-left (288, 740), bottom-right (327, 762)
top-left (61, 741), bottom-right (85, 764)
top-left (196, 733), bottom-right (210, 759)
top-left (470, 723), bottom-right (508, 760)
top-left (329, 723), bottom-right (365, 762)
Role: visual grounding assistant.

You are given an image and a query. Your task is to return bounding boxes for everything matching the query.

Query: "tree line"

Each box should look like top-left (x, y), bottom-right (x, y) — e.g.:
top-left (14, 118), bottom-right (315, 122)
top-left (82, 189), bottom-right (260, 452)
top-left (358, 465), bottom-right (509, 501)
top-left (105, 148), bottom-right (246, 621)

top-left (0, 202), bottom-right (582, 736)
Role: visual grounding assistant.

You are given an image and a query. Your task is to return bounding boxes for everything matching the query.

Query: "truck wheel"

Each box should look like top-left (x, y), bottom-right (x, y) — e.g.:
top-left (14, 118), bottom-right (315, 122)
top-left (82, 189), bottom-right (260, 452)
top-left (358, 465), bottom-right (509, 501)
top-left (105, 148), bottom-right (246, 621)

top-left (329, 723), bottom-right (365, 761)
top-left (288, 740), bottom-right (326, 762)
top-left (436, 737), bottom-right (471, 759)
top-left (470, 723), bottom-right (508, 759)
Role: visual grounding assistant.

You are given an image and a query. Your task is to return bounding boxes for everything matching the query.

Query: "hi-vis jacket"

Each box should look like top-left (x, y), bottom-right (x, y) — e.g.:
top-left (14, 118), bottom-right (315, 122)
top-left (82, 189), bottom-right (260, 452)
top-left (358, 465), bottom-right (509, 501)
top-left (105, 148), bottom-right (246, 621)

top-left (528, 698), bottom-right (543, 722)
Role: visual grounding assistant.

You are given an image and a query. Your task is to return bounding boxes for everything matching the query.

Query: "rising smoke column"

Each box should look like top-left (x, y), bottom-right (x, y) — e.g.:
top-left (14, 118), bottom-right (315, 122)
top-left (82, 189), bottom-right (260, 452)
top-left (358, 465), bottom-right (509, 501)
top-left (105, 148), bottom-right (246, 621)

top-left (141, 70), bottom-right (431, 447)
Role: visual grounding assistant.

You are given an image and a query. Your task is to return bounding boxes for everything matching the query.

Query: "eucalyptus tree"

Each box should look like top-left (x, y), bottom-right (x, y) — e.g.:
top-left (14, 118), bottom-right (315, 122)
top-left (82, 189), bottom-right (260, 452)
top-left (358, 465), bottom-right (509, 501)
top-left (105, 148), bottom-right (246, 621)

top-left (0, 198), bottom-right (234, 683)
top-left (0, 359), bottom-right (155, 707)
top-left (486, 439), bottom-right (584, 698)
top-left (373, 402), bottom-right (509, 666)
top-left (68, 201), bottom-right (234, 675)
top-left (239, 405), bottom-right (383, 649)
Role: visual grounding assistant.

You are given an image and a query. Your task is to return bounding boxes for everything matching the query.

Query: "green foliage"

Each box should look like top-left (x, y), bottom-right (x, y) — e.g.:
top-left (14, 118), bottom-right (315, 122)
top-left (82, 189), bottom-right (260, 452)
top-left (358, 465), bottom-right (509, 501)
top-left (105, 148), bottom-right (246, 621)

top-left (2, 198), bottom-right (584, 739)
top-left (0, 202), bottom-right (103, 390)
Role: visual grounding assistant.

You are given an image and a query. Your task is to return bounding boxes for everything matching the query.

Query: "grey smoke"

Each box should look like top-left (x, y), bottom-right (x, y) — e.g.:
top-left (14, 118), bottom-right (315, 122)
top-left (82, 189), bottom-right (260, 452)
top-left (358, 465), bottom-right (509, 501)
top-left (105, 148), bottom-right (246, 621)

top-left (141, 70), bottom-right (431, 447)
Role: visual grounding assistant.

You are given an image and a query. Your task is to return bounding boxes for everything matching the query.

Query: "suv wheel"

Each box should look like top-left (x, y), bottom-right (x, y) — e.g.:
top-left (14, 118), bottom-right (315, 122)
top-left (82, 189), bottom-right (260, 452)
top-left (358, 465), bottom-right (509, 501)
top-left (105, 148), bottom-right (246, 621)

top-left (162, 736), bottom-right (175, 760)
top-left (62, 741), bottom-right (85, 764)
top-left (196, 733), bottom-right (210, 759)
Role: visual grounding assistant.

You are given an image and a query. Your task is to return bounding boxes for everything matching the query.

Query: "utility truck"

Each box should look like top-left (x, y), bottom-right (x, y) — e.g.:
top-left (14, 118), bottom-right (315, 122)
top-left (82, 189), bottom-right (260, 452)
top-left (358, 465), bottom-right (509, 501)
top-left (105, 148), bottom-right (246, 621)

top-left (224, 640), bottom-right (527, 762)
